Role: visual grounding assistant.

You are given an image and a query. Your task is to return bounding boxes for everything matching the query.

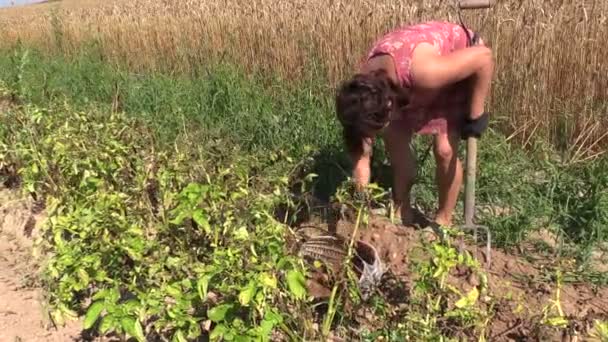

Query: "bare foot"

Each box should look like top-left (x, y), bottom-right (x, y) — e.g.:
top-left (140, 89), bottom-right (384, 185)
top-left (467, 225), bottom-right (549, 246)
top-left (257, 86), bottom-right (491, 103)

top-left (434, 213), bottom-right (452, 227)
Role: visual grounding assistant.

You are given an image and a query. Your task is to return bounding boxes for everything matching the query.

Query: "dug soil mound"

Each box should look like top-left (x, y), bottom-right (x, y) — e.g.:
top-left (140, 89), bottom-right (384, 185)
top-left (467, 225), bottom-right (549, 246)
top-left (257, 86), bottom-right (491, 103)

top-left (295, 210), bottom-right (608, 341)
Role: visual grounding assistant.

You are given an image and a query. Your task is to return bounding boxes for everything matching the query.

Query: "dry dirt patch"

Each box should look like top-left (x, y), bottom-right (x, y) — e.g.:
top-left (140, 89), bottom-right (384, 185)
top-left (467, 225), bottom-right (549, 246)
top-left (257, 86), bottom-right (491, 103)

top-left (0, 188), bottom-right (84, 341)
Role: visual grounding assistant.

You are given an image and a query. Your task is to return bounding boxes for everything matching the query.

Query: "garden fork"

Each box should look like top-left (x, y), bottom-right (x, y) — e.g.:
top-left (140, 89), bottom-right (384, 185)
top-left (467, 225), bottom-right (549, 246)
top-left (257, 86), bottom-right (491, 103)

top-left (461, 134), bottom-right (492, 268)
top-left (457, 0), bottom-right (494, 268)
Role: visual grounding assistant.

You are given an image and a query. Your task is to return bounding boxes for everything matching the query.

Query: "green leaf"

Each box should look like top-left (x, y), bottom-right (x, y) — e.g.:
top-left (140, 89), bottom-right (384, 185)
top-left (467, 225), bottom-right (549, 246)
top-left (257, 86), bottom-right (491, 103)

top-left (208, 303), bottom-right (233, 323)
top-left (166, 284), bottom-right (182, 298)
top-left (286, 270), bottom-right (307, 300)
top-left (83, 301), bottom-right (104, 329)
top-left (187, 321), bottom-right (202, 339)
top-left (133, 320), bottom-right (146, 342)
top-left (259, 310), bottom-right (283, 337)
top-left (172, 329), bottom-right (188, 342)
top-left (234, 335), bottom-right (253, 342)
top-left (455, 287), bottom-right (479, 309)
top-left (197, 275), bottom-right (212, 301)
top-left (233, 226), bottom-right (249, 241)
top-left (210, 324), bottom-right (227, 340)
top-left (99, 316), bottom-right (113, 334)
top-left (545, 316), bottom-right (569, 327)
top-left (51, 309), bottom-right (64, 327)
top-left (120, 317), bottom-right (137, 337)
top-left (78, 268), bottom-right (90, 286)
top-left (116, 314), bottom-right (144, 341)
top-left (259, 272), bottom-right (277, 289)
top-left (25, 183), bottom-right (36, 193)
top-left (238, 281), bottom-right (257, 306)
top-left (107, 287), bottom-right (121, 304)
top-left (170, 211), bottom-right (189, 225)
top-left (259, 318), bottom-right (275, 338)
top-left (60, 304), bottom-right (78, 321)
top-left (122, 299), bottom-right (140, 311)
top-left (432, 265), bottom-right (445, 278)
top-left (192, 209), bottom-right (211, 233)
top-left (593, 320), bottom-right (608, 339)
top-left (266, 310), bottom-right (283, 324)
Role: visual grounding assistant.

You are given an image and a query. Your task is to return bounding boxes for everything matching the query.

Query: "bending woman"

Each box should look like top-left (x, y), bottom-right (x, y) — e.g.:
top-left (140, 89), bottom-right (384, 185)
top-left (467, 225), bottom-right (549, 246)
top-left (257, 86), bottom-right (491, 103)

top-left (335, 21), bottom-right (494, 227)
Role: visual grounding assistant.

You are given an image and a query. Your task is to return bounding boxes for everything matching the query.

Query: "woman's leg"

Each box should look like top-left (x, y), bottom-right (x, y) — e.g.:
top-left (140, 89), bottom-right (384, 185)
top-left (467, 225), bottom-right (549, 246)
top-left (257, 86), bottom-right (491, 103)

top-left (433, 131), bottom-right (463, 226)
top-left (384, 122), bottom-right (416, 224)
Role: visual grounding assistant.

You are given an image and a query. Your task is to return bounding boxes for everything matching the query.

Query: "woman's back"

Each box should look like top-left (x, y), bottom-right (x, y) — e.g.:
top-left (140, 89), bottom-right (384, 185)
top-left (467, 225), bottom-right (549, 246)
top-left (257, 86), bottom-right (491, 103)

top-left (366, 21), bottom-right (473, 88)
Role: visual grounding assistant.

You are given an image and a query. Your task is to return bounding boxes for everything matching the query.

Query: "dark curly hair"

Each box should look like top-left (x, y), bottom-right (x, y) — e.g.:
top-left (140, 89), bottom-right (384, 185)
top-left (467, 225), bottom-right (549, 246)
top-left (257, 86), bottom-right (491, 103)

top-left (335, 69), bottom-right (409, 156)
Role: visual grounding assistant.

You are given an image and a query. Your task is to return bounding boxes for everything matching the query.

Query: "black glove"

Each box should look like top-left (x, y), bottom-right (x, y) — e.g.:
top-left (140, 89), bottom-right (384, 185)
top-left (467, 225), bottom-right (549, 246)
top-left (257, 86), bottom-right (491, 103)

top-left (462, 112), bottom-right (490, 139)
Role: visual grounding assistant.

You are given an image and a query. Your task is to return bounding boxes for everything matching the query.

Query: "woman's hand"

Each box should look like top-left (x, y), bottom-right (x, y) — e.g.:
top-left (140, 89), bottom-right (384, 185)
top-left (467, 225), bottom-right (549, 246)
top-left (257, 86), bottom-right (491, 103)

top-left (462, 111), bottom-right (490, 139)
top-left (351, 137), bottom-right (373, 191)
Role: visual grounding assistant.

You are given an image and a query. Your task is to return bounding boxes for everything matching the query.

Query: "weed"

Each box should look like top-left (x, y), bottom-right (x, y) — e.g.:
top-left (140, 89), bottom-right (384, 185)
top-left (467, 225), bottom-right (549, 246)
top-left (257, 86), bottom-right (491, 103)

top-left (404, 228), bottom-right (491, 340)
top-left (591, 320), bottom-right (608, 342)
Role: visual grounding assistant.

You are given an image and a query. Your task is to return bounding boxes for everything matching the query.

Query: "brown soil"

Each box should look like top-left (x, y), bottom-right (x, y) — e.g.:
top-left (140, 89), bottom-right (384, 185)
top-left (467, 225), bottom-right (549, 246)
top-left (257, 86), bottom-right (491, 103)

top-left (0, 188), bottom-right (84, 341)
top-left (296, 209), bottom-right (608, 341)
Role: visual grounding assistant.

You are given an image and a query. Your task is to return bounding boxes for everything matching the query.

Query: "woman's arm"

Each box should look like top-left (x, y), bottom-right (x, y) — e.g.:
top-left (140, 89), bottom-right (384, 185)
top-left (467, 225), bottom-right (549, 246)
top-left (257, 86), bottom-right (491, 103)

top-left (351, 137), bottom-right (374, 191)
top-left (410, 43), bottom-right (494, 120)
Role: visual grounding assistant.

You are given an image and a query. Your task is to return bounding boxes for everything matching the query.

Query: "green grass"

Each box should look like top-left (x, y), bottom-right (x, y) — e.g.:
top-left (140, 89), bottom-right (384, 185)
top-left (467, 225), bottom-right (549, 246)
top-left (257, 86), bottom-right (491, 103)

top-left (1, 44), bottom-right (608, 340)
top-left (0, 45), bottom-right (337, 149)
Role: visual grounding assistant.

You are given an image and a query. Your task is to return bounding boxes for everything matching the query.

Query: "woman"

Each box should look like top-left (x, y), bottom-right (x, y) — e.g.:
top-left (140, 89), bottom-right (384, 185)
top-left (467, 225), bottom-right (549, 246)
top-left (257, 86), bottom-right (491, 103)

top-left (335, 21), bottom-right (494, 227)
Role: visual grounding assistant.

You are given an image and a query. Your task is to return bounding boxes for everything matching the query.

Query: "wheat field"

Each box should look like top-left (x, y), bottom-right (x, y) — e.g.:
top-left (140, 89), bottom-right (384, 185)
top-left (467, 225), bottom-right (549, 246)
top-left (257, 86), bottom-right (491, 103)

top-left (1, 0), bottom-right (607, 158)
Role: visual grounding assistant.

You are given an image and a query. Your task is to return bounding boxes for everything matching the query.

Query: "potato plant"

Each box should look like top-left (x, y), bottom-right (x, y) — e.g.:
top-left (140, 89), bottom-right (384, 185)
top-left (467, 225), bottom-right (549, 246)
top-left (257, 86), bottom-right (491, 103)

top-left (0, 100), bottom-right (312, 341)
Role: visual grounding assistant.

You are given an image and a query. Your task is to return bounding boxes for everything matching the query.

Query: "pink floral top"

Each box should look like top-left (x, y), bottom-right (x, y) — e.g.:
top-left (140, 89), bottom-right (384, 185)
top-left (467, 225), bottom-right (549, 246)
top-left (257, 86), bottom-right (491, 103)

top-left (366, 21), bottom-right (478, 135)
